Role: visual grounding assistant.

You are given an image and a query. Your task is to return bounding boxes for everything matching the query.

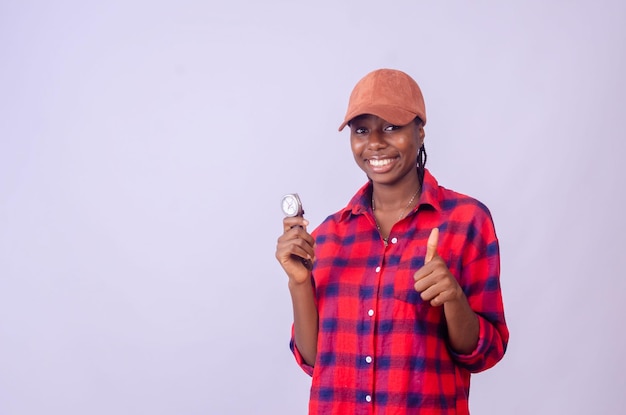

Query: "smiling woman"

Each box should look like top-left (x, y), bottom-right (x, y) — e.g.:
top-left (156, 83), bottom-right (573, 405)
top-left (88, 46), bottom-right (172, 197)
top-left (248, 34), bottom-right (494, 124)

top-left (2, 1), bottom-right (624, 414)
top-left (275, 68), bottom-right (509, 414)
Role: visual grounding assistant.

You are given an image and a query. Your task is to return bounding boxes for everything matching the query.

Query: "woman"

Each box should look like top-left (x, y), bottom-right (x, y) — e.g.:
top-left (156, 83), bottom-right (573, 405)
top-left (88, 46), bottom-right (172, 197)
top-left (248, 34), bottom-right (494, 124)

top-left (276, 68), bottom-right (508, 414)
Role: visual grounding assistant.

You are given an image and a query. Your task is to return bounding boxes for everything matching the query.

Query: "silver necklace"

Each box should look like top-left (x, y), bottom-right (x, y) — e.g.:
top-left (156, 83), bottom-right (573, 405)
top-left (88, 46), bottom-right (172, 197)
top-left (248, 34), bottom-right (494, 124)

top-left (372, 186), bottom-right (420, 246)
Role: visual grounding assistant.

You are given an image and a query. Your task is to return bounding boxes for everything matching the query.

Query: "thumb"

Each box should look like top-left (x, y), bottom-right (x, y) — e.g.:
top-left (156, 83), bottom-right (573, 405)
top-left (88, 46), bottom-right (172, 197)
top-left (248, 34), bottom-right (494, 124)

top-left (425, 228), bottom-right (439, 263)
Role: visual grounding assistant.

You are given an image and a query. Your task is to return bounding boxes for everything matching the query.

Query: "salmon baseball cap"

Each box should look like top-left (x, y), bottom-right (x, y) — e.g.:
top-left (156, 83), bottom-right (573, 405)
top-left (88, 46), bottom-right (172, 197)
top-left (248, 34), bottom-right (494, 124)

top-left (338, 68), bottom-right (427, 131)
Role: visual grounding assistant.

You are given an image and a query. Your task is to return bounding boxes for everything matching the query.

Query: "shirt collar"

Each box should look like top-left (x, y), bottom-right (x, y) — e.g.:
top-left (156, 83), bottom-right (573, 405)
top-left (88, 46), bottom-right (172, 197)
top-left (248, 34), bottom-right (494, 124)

top-left (418, 168), bottom-right (441, 212)
top-left (337, 168), bottom-right (441, 222)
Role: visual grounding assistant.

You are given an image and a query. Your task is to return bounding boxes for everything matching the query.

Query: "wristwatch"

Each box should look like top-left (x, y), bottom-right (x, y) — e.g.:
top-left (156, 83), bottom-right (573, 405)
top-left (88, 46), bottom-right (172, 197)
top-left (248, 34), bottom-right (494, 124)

top-left (281, 193), bottom-right (304, 217)
top-left (281, 193), bottom-right (312, 270)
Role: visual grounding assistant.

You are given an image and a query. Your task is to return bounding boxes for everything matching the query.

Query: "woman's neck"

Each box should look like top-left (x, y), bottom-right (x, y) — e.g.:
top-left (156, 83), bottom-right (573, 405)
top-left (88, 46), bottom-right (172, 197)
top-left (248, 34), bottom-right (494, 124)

top-left (371, 177), bottom-right (421, 212)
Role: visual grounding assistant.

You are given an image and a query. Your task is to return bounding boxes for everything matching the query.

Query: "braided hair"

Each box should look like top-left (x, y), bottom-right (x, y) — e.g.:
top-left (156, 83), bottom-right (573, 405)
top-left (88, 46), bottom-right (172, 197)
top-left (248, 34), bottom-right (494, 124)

top-left (415, 117), bottom-right (427, 186)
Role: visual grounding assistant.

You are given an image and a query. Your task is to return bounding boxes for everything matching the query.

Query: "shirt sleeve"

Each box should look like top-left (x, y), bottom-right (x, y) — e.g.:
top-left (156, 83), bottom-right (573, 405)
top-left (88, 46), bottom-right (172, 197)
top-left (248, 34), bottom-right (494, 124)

top-left (448, 208), bottom-right (509, 373)
top-left (448, 309), bottom-right (508, 372)
top-left (290, 324), bottom-right (314, 376)
top-left (288, 273), bottom-right (318, 377)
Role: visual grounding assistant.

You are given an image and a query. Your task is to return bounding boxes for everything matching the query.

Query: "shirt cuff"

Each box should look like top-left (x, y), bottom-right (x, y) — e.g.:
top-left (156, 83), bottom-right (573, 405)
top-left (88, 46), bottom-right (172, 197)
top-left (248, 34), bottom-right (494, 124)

top-left (290, 326), bottom-right (314, 376)
top-left (447, 315), bottom-right (492, 371)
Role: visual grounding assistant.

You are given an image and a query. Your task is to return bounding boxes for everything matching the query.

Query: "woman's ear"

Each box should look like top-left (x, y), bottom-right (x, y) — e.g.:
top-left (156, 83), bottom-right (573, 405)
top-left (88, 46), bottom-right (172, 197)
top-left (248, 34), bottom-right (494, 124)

top-left (417, 124), bottom-right (425, 147)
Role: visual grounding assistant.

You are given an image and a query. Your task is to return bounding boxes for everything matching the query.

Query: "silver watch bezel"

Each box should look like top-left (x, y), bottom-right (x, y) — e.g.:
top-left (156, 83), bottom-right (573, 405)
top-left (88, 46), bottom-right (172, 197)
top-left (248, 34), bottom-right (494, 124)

top-left (281, 193), bottom-right (303, 217)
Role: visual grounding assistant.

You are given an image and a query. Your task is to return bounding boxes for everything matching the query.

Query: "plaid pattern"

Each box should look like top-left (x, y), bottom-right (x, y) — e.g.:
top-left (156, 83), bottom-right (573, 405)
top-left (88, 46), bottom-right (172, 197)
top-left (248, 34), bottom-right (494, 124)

top-left (290, 169), bottom-right (509, 414)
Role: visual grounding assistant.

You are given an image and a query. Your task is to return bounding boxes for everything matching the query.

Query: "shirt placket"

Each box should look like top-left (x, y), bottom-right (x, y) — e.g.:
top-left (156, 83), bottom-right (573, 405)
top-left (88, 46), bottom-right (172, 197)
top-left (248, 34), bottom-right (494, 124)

top-left (361, 238), bottom-right (399, 413)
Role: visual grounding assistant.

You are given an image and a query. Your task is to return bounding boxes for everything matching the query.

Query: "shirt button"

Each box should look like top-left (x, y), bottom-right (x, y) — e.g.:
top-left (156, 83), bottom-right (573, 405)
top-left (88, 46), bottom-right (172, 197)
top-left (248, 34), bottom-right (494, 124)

top-left (365, 395), bottom-right (372, 403)
top-left (375, 266), bottom-right (381, 272)
top-left (365, 356), bottom-right (372, 364)
top-left (391, 237), bottom-right (398, 244)
top-left (368, 309), bottom-right (374, 317)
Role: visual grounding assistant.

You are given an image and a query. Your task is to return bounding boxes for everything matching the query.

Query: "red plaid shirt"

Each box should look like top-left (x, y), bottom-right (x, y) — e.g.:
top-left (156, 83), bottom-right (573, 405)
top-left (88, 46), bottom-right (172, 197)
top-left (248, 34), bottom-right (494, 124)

top-left (290, 169), bottom-right (509, 414)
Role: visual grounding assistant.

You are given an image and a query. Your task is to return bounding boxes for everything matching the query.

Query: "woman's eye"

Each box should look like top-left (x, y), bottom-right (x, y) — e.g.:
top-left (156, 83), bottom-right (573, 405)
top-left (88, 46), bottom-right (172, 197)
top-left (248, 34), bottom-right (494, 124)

top-left (384, 125), bottom-right (400, 132)
top-left (354, 127), bottom-right (367, 134)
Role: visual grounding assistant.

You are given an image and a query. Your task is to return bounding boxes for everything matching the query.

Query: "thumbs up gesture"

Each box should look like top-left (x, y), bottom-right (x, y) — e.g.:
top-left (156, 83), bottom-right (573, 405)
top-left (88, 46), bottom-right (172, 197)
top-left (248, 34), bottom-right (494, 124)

top-left (413, 228), bottom-right (464, 307)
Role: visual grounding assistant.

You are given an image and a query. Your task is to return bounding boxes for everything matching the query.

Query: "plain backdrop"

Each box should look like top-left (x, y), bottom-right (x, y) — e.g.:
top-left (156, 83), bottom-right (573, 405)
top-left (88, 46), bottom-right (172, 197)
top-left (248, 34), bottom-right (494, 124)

top-left (1, 1), bottom-right (625, 414)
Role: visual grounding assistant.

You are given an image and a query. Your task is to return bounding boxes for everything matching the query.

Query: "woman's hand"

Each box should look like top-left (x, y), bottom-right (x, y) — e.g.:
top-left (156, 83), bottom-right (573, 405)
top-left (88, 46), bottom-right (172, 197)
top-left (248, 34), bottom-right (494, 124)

top-left (276, 216), bottom-right (316, 285)
top-left (413, 228), bottom-right (479, 354)
top-left (413, 229), bottom-right (463, 306)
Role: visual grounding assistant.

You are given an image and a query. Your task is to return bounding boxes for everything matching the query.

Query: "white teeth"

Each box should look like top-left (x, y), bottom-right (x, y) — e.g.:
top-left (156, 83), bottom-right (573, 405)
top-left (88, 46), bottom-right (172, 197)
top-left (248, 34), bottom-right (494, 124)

top-left (369, 158), bottom-right (393, 167)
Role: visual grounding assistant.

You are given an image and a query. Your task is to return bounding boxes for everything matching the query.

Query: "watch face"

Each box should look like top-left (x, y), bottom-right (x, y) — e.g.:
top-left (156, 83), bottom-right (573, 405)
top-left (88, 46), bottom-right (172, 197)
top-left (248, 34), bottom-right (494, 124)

top-left (281, 194), bottom-right (302, 217)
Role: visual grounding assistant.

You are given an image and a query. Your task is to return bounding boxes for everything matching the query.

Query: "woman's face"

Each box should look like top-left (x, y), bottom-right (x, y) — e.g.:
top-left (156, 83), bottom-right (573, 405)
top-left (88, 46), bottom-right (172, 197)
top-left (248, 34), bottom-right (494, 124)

top-left (349, 114), bottom-right (424, 186)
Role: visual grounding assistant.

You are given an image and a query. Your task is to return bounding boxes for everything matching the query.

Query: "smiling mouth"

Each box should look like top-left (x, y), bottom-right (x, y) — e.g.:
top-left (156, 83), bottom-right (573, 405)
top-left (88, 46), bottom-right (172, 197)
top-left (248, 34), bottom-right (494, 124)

top-left (368, 158), bottom-right (395, 167)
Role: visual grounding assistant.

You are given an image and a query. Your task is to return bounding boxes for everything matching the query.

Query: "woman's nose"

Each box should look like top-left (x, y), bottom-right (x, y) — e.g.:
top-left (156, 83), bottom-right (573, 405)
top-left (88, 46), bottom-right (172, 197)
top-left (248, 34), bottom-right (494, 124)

top-left (367, 131), bottom-right (386, 149)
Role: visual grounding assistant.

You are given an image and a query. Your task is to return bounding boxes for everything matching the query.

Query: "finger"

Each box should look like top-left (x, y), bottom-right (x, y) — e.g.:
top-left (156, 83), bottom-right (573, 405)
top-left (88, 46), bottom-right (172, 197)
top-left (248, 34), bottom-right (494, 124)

top-left (279, 224), bottom-right (315, 247)
top-left (425, 227), bottom-right (439, 263)
top-left (283, 216), bottom-right (309, 232)
top-left (429, 294), bottom-right (445, 307)
top-left (277, 237), bottom-right (315, 264)
top-left (413, 274), bottom-right (426, 290)
top-left (415, 281), bottom-right (440, 302)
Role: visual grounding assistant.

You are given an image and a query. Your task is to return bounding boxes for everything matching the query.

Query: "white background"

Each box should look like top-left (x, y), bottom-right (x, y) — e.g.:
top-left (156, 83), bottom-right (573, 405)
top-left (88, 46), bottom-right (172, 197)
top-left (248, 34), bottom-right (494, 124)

top-left (1, 1), bottom-right (625, 414)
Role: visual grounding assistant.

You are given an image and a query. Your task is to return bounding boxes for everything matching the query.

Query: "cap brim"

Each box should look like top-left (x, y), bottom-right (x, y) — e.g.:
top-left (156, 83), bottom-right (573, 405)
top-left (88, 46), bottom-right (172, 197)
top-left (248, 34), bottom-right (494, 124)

top-left (338, 104), bottom-right (420, 131)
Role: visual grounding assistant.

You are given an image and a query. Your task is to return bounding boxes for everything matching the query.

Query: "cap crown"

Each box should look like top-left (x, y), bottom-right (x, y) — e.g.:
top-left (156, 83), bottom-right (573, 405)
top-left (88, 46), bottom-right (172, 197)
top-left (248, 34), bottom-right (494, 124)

top-left (339, 69), bottom-right (426, 131)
